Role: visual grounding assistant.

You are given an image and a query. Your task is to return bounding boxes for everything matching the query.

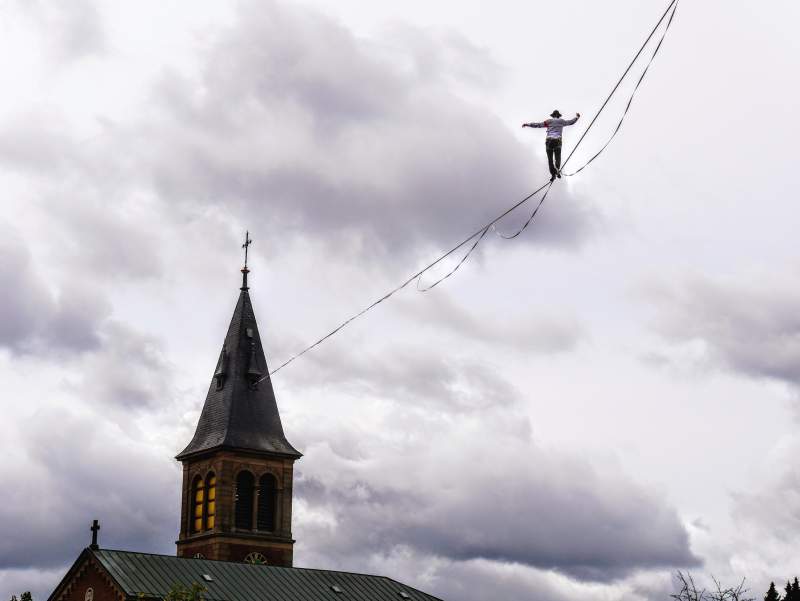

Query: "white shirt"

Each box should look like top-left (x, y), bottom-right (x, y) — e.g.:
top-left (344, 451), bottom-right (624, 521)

top-left (528, 116), bottom-right (579, 139)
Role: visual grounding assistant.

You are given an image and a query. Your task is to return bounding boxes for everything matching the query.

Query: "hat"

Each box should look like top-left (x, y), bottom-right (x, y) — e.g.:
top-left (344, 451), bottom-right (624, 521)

top-left (550, 110), bottom-right (562, 118)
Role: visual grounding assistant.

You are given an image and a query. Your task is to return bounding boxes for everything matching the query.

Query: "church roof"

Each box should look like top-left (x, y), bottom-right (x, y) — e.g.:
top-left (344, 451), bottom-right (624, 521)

top-left (55, 548), bottom-right (442, 601)
top-left (176, 270), bottom-right (301, 460)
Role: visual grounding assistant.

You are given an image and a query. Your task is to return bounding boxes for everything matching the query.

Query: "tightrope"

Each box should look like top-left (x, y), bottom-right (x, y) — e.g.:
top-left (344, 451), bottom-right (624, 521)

top-left (263, 0), bottom-right (680, 378)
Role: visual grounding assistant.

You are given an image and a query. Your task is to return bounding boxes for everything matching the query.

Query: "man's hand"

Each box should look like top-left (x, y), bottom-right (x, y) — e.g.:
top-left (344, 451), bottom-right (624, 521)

top-left (521, 123), bottom-right (530, 128)
top-left (576, 113), bottom-right (581, 118)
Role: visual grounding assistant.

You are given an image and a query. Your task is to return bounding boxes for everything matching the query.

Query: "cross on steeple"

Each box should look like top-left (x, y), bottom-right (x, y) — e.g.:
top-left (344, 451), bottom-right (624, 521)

top-left (242, 231), bottom-right (253, 268)
top-left (90, 519), bottom-right (100, 550)
top-left (241, 231), bottom-right (253, 291)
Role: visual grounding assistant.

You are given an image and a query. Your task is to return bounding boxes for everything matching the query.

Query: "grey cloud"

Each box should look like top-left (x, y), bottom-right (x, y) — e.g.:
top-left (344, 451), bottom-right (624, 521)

top-left (419, 560), bottom-right (578, 601)
top-left (268, 292), bottom-right (583, 413)
top-left (0, 408), bottom-right (178, 572)
top-left (731, 439), bottom-right (800, 543)
top-left (130, 0), bottom-right (597, 259)
top-left (14, 0), bottom-right (106, 61)
top-left (0, 231), bottom-right (52, 349)
top-left (278, 344), bottom-right (524, 413)
top-left (396, 293), bottom-right (585, 353)
top-left (296, 547), bottom-right (669, 601)
top-left (0, 226), bottom-right (169, 410)
top-left (0, 566), bottom-right (66, 601)
top-left (0, 110), bottom-right (125, 182)
top-left (0, 227), bottom-right (109, 354)
top-left (0, 115), bottom-right (163, 278)
top-left (721, 438), bottom-right (800, 599)
top-left (0, 116), bottom-right (79, 174)
top-left (419, 559), bottom-right (669, 601)
top-left (44, 196), bottom-right (163, 282)
top-left (293, 424), bottom-right (700, 582)
top-left (379, 24), bottom-right (504, 89)
top-left (650, 275), bottom-right (800, 388)
top-left (284, 339), bottom-right (693, 582)
top-left (49, 283), bottom-right (110, 351)
top-left (68, 321), bottom-right (174, 411)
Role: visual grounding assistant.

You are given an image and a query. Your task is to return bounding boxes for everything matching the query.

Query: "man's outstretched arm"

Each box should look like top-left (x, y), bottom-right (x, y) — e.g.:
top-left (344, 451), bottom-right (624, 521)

top-left (563, 113), bottom-right (581, 126)
top-left (522, 121), bottom-right (547, 128)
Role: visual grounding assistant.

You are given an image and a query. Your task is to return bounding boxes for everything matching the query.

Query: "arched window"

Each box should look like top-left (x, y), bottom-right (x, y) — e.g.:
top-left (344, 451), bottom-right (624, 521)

top-left (257, 473), bottom-right (278, 532)
top-left (191, 476), bottom-right (204, 533)
top-left (235, 471), bottom-right (255, 529)
top-left (244, 552), bottom-right (267, 565)
top-left (205, 473), bottom-right (216, 530)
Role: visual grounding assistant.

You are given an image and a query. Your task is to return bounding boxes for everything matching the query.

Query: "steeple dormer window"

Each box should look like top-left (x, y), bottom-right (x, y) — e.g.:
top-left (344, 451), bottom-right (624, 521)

top-left (246, 342), bottom-right (263, 391)
top-left (213, 350), bottom-right (228, 391)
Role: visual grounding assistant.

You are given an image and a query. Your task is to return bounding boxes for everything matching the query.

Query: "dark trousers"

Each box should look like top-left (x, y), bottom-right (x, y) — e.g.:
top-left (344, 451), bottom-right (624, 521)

top-left (545, 138), bottom-right (562, 176)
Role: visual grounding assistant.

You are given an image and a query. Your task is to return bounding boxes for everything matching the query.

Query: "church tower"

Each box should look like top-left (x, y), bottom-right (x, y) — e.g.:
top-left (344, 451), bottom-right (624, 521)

top-left (176, 247), bottom-right (301, 566)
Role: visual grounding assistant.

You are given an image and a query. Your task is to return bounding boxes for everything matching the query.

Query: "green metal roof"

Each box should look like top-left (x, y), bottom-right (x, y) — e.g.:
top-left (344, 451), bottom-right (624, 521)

top-left (91, 549), bottom-right (443, 601)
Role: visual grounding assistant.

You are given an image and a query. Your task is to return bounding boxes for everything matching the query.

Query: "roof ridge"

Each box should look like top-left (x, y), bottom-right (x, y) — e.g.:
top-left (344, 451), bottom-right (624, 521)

top-left (95, 548), bottom-right (404, 579)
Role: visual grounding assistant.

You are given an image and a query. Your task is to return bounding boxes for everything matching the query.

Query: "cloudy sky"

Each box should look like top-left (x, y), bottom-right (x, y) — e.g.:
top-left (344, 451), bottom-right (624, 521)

top-left (1, 0), bottom-right (799, 599)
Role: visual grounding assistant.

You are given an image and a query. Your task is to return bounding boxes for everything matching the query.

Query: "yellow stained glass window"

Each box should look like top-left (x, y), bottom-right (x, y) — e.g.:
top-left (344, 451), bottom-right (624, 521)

top-left (206, 474), bottom-right (216, 530)
top-left (192, 477), bottom-right (205, 533)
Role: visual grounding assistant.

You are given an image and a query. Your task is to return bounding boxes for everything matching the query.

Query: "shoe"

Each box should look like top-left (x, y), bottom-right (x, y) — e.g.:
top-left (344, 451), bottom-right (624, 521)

top-left (556, 170), bottom-right (562, 178)
top-left (550, 173), bottom-right (556, 182)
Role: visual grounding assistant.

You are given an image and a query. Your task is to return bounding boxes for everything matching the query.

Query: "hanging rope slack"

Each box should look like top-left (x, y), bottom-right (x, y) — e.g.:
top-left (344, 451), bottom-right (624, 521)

top-left (417, 226), bottom-right (490, 292)
top-left (494, 180), bottom-right (555, 240)
top-left (262, 0), bottom-right (681, 379)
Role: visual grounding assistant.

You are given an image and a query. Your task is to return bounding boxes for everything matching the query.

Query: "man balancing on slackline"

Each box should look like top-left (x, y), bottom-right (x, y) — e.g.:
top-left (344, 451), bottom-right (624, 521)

top-left (522, 110), bottom-right (580, 181)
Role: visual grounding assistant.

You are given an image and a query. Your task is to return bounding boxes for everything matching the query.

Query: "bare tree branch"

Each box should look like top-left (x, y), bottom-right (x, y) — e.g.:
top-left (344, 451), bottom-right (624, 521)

top-left (671, 572), bottom-right (755, 601)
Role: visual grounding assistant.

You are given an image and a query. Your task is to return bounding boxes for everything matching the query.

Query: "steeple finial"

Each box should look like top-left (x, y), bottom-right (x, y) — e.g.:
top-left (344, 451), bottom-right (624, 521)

top-left (241, 231), bottom-right (253, 291)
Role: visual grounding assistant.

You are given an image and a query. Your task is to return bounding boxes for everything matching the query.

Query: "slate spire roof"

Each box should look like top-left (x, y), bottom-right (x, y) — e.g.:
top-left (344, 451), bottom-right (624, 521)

top-left (176, 266), bottom-right (301, 460)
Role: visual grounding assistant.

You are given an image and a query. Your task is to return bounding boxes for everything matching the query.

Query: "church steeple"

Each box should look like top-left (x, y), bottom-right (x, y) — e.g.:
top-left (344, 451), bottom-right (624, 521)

top-left (175, 279), bottom-right (300, 460)
top-left (176, 239), bottom-right (300, 566)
